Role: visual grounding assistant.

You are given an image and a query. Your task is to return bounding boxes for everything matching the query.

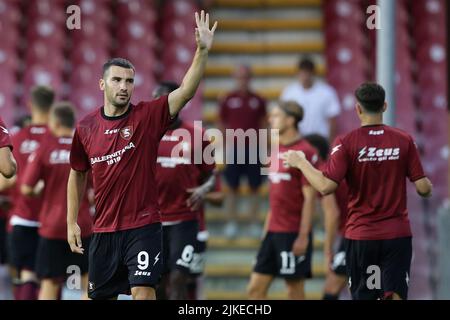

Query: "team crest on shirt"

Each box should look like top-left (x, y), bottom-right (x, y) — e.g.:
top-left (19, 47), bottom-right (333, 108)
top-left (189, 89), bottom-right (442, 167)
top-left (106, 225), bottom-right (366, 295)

top-left (120, 126), bottom-right (133, 140)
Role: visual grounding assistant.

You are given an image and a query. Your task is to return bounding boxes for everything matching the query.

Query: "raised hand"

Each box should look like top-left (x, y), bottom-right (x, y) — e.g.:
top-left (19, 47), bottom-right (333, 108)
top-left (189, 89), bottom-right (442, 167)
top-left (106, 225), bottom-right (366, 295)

top-left (195, 10), bottom-right (218, 51)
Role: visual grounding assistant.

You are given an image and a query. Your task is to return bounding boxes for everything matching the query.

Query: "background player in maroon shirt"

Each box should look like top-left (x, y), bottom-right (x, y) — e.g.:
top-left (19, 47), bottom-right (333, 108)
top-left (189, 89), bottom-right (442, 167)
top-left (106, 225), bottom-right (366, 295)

top-left (219, 65), bottom-right (267, 238)
top-left (8, 86), bottom-right (54, 300)
top-left (152, 82), bottom-right (216, 300)
top-left (303, 134), bottom-right (350, 300)
top-left (283, 83), bottom-right (433, 300)
top-left (67, 11), bottom-right (217, 300)
top-left (247, 101), bottom-right (318, 300)
top-left (0, 117), bottom-right (16, 179)
top-left (22, 103), bottom-right (93, 300)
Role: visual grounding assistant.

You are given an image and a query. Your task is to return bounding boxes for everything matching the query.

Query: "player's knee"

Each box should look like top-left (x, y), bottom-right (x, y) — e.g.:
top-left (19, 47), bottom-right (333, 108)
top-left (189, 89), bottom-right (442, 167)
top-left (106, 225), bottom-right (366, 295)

top-left (132, 287), bottom-right (156, 300)
top-left (286, 280), bottom-right (304, 300)
top-left (247, 281), bottom-right (264, 299)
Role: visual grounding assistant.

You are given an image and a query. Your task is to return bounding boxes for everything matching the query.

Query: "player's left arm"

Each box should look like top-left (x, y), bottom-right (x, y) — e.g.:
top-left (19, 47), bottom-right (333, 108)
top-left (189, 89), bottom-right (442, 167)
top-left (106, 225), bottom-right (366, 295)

top-left (283, 150), bottom-right (338, 195)
top-left (186, 170), bottom-right (216, 211)
top-left (292, 185), bottom-right (316, 256)
top-left (21, 151), bottom-right (44, 197)
top-left (168, 11), bottom-right (217, 117)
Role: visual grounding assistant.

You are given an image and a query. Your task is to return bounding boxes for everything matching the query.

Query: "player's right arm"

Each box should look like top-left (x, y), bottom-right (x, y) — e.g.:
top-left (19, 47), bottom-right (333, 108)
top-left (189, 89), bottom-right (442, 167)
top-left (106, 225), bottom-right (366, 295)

top-left (67, 169), bottom-right (87, 254)
top-left (407, 137), bottom-right (432, 198)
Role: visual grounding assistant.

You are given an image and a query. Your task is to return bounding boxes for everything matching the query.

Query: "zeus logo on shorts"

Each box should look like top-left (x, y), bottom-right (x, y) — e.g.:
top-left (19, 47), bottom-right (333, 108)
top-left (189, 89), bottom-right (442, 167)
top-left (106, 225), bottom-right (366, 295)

top-left (358, 146), bottom-right (400, 162)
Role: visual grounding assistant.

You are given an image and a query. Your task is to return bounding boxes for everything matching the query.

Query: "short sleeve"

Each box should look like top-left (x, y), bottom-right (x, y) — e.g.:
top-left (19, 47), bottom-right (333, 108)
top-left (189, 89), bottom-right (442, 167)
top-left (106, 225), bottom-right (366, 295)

top-left (325, 86), bottom-right (341, 118)
top-left (22, 148), bottom-right (44, 187)
top-left (70, 128), bottom-right (90, 172)
top-left (0, 118), bottom-right (13, 150)
top-left (323, 136), bottom-right (349, 184)
top-left (407, 137), bottom-right (426, 182)
top-left (147, 95), bottom-right (173, 139)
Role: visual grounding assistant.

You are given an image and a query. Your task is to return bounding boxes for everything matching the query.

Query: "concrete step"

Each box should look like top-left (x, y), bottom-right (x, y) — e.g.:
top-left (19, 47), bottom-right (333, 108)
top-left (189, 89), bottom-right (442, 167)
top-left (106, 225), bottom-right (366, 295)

top-left (217, 18), bottom-right (322, 30)
top-left (208, 52), bottom-right (324, 67)
top-left (214, 30), bottom-right (323, 43)
top-left (204, 87), bottom-right (282, 100)
top-left (205, 63), bottom-right (325, 77)
top-left (211, 40), bottom-right (323, 54)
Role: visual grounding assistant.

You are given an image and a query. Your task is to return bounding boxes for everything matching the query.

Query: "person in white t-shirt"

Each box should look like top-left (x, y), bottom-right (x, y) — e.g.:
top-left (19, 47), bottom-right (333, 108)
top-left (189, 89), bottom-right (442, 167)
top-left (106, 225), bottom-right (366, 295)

top-left (280, 57), bottom-right (340, 141)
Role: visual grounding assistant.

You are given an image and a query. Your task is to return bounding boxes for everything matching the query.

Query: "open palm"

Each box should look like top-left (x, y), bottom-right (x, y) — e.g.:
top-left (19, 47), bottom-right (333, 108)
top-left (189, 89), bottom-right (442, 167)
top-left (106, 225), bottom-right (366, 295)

top-left (195, 10), bottom-right (218, 51)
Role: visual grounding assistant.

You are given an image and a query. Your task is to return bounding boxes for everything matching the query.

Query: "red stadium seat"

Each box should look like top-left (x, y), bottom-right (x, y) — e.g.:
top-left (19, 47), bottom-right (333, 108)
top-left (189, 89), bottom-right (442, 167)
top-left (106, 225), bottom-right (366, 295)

top-left (416, 42), bottom-right (447, 67)
top-left (71, 42), bottom-right (110, 67)
top-left (70, 64), bottom-right (102, 89)
top-left (27, 0), bottom-right (66, 24)
top-left (115, 44), bottom-right (157, 72)
top-left (163, 0), bottom-right (199, 20)
top-left (26, 18), bottom-right (66, 45)
top-left (116, 0), bottom-right (157, 26)
top-left (324, 0), bottom-right (364, 25)
top-left (0, 0), bottom-right (21, 24)
top-left (72, 19), bottom-right (111, 48)
top-left (0, 73), bottom-right (16, 126)
top-left (0, 47), bottom-right (19, 73)
top-left (25, 41), bottom-right (66, 72)
top-left (117, 20), bottom-right (157, 48)
top-left (326, 42), bottom-right (367, 71)
top-left (70, 87), bottom-right (103, 119)
top-left (414, 19), bottom-right (447, 44)
top-left (161, 20), bottom-right (196, 43)
top-left (412, 0), bottom-right (446, 25)
top-left (131, 71), bottom-right (156, 103)
top-left (76, 0), bottom-right (111, 24)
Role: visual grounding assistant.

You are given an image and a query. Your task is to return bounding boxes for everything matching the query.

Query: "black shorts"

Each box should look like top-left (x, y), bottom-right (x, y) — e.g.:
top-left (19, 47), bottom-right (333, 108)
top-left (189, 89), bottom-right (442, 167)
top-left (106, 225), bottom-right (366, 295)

top-left (331, 238), bottom-right (347, 276)
top-left (346, 236), bottom-right (412, 300)
top-left (223, 145), bottom-right (264, 190)
top-left (253, 232), bottom-right (313, 280)
top-left (35, 237), bottom-right (90, 280)
top-left (190, 236), bottom-right (207, 276)
top-left (0, 218), bottom-right (7, 264)
top-left (9, 225), bottom-right (39, 271)
top-left (162, 220), bottom-right (199, 275)
top-left (88, 223), bottom-right (163, 300)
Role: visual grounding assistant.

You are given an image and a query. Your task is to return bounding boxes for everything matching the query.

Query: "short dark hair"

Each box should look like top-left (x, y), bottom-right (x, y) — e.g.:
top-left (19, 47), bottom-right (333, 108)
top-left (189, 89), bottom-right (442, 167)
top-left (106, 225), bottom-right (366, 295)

top-left (279, 100), bottom-right (304, 127)
top-left (298, 57), bottom-right (315, 72)
top-left (153, 81), bottom-right (180, 98)
top-left (30, 85), bottom-right (55, 112)
top-left (304, 134), bottom-right (330, 161)
top-left (102, 58), bottom-right (135, 78)
top-left (355, 82), bottom-right (386, 113)
top-left (51, 102), bottom-right (76, 129)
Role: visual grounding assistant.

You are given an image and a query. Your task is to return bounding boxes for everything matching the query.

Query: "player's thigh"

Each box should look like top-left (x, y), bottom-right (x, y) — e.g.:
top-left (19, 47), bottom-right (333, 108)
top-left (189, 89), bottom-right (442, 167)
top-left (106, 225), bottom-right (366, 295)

top-left (346, 239), bottom-right (383, 300)
top-left (169, 220), bottom-right (199, 275)
top-left (248, 272), bottom-right (273, 295)
top-left (124, 223), bottom-right (163, 289)
top-left (381, 237), bottom-right (412, 300)
top-left (10, 225), bottom-right (39, 271)
top-left (253, 233), bottom-right (278, 276)
top-left (274, 233), bottom-right (313, 280)
top-left (88, 232), bottom-right (128, 300)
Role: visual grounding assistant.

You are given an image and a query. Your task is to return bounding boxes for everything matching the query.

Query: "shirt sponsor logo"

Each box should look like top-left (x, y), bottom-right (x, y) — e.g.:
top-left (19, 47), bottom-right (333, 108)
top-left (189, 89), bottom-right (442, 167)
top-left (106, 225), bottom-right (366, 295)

top-left (20, 139), bottom-right (39, 154)
top-left (268, 172), bottom-right (292, 183)
top-left (358, 146), bottom-right (400, 162)
top-left (50, 149), bottom-right (70, 164)
top-left (104, 128), bottom-right (120, 135)
top-left (120, 126), bottom-right (133, 140)
top-left (134, 270), bottom-right (152, 277)
top-left (90, 142), bottom-right (136, 166)
top-left (157, 156), bottom-right (191, 168)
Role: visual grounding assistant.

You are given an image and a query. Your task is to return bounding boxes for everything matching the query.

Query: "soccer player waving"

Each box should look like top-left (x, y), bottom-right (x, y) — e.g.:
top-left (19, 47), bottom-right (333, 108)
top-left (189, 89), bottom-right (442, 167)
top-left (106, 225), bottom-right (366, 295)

top-left (67, 11), bottom-right (217, 300)
top-left (283, 83), bottom-right (432, 300)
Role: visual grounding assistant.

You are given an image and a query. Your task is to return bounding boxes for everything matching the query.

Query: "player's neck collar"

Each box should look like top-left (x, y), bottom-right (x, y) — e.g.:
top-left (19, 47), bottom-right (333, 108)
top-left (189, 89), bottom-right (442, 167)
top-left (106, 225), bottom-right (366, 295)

top-left (361, 123), bottom-right (385, 128)
top-left (101, 104), bottom-right (133, 121)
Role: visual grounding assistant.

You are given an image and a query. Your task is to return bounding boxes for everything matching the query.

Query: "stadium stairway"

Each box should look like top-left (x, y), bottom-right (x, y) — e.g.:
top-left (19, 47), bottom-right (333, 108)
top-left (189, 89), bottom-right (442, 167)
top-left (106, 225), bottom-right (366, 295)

top-left (203, 0), bottom-right (327, 300)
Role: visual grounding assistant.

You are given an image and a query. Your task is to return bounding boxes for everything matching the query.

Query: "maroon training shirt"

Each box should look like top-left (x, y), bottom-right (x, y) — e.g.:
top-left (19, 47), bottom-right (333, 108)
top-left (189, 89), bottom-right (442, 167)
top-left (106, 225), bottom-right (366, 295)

top-left (156, 121), bottom-right (215, 222)
top-left (10, 125), bottom-right (48, 222)
top-left (70, 96), bottom-right (173, 233)
top-left (219, 91), bottom-right (267, 131)
top-left (268, 139), bottom-right (318, 233)
top-left (23, 134), bottom-right (92, 240)
top-left (323, 124), bottom-right (426, 240)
